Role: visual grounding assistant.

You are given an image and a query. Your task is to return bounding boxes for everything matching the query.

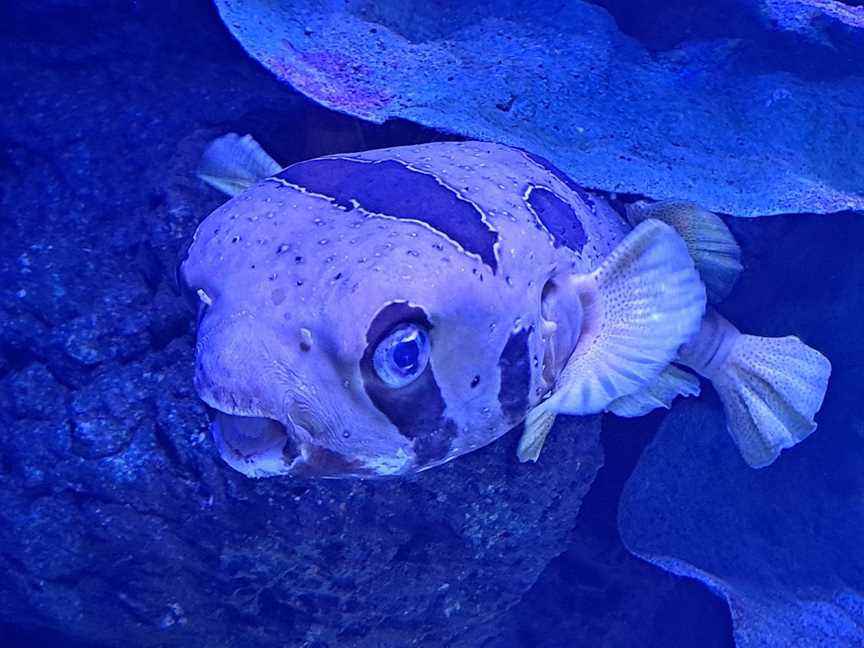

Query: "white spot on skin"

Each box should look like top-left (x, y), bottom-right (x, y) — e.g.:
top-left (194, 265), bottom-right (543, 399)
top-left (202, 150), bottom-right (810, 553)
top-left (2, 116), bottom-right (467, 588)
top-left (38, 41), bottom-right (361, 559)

top-left (196, 288), bottom-right (213, 306)
top-left (299, 328), bottom-right (313, 351)
top-left (362, 448), bottom-right (410, 475)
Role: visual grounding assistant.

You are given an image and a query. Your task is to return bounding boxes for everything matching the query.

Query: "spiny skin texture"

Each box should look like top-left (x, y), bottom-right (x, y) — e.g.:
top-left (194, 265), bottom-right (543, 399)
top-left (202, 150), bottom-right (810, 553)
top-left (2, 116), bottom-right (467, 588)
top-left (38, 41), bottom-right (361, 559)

top-left (181, 141), bottom-right (630, 477)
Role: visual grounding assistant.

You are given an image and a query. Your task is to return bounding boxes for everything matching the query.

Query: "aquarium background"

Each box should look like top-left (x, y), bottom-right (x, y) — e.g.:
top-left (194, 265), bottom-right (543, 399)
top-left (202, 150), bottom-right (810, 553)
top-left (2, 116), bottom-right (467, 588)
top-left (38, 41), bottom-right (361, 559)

top-left (0, 1), bottom-right (861, 647)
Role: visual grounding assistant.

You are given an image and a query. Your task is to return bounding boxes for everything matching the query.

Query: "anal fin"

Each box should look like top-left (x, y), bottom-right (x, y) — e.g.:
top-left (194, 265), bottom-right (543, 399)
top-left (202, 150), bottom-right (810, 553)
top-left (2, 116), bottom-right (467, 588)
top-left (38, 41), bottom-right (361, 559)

top-left (198, 133), bottom-right (282, 197)
top-left (626, 200), bottom-right (742, 302)
top-left (607, 364), bottom-right (701, 417)
top-left (517, 406), bottom-right (557, 463)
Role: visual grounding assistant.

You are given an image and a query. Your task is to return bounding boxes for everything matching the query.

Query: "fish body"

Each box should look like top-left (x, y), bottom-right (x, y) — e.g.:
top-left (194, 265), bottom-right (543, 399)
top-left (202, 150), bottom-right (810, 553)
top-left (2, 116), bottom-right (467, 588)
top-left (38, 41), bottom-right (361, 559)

top-left (181, 139), bottom-right (831, 478)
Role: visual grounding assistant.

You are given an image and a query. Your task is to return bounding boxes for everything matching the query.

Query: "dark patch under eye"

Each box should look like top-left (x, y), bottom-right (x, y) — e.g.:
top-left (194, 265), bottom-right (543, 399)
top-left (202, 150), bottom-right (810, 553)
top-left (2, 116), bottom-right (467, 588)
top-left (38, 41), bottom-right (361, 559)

top-left (360, 301), bottom-right (456, 464)
top-left (498, 327), bottom-right (532, 422)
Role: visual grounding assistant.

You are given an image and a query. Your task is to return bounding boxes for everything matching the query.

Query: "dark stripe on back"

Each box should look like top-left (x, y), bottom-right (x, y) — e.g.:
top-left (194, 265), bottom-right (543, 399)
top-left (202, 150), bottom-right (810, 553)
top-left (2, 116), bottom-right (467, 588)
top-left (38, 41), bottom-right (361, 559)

top-left (521, 150), bottom-right (595, 209)
top-left (497, 327), bottom-right (532, 422)
top-left (525, 186), bottom-right (587, 254)
top-left (360, 302), bottom-right (457, 464)
top-left (275, 157), bottom-right (499, 272)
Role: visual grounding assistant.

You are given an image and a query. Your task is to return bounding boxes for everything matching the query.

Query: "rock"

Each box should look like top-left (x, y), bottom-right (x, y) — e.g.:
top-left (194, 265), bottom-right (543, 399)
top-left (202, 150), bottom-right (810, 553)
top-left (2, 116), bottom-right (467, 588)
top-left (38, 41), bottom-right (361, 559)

top-left (619, 212), bottom-right (864, 647)
top-left (759, 0), bottom-right (864, 39)
top-left (0, 344), bottom-right (603, 647)
top-left (213, 0), bottom-right (864, 216)
top-left (0, 363), bottom-right (66, 420)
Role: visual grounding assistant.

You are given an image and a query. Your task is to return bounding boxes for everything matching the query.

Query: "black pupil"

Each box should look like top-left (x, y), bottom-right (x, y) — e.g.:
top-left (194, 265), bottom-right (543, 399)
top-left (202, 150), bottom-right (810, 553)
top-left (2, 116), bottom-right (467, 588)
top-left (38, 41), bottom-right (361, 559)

top-left (393, 337), bottom-right (420, 373)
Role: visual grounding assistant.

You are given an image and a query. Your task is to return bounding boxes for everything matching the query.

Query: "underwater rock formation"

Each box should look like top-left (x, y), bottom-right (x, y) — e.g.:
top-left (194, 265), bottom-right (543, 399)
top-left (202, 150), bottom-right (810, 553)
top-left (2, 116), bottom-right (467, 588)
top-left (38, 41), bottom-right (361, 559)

top-left (214, 0), bottom-right (864, 217)
top-left (760, 0), bottom-right (864, 38)
top-left (619, 213), bottom-right (864, 648)
top-left (0, 349), bottom-right (602, 647)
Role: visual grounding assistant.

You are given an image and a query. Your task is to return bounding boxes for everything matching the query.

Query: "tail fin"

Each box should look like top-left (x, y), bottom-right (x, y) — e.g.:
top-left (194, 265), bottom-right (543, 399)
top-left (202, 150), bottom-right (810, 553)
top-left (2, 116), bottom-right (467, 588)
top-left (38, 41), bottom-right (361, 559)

top-left (684, 314), bottom-right (831, 467)
top-left (197, 133), bottom-right (282, 197)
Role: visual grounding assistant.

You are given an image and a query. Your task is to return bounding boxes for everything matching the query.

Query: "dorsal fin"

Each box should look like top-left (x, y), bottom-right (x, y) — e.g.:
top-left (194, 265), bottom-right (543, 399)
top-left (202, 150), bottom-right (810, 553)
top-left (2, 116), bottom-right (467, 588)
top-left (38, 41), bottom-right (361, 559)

top-left (626, 200), bottom-right (742, 302)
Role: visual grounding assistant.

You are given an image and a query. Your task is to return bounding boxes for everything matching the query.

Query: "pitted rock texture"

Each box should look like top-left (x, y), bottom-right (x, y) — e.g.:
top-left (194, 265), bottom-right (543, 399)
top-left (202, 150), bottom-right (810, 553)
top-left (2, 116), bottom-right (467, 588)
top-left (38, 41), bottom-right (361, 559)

top-left (214, 0), bottom-right (863, 217)
top-left (0, 341), bottom-right (603, 647)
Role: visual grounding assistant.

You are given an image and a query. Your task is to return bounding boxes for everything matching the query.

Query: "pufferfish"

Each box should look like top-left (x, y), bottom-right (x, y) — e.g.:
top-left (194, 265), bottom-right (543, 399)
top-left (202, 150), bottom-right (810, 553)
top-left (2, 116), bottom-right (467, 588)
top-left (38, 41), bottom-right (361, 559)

top-left (178, 135), bottom-right (831, 479)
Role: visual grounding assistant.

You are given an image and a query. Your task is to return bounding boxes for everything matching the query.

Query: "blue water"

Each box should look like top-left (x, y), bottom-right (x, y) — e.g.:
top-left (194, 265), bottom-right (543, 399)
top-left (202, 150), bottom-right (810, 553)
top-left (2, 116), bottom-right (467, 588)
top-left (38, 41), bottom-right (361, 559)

top-left (0, 2), bottom-right (861, 647)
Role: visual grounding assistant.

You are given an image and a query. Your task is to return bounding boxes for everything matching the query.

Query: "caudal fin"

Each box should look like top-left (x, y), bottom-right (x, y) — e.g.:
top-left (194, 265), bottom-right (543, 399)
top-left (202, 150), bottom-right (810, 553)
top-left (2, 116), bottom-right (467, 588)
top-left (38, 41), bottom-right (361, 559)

top-left (709, 333), bottom-right (831, 467)
top-left (197, 133), bottom-right (282, 197)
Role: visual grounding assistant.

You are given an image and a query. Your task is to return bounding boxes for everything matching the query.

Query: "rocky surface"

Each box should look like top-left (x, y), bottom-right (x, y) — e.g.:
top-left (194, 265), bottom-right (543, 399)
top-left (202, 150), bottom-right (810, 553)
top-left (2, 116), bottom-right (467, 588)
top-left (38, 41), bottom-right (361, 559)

top-left (0, 343), bottom-right (603, 647)
top-left (620, 213), bottom-right (864, 647)
top-left (0, 2), bottom-right (728, 646)
top-left (215, 0), bottom-right (864, 216)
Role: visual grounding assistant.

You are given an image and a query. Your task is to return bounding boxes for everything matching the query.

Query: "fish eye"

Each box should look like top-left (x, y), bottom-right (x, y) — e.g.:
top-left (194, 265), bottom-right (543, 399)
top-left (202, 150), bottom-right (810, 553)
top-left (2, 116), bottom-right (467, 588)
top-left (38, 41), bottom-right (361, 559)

top-left (372, 323), bottom-right (430, 388)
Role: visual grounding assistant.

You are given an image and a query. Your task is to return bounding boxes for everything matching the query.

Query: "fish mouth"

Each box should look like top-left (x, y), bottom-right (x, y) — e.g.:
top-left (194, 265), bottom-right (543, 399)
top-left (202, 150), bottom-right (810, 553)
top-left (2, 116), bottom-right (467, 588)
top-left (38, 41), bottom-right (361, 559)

top-left (211, 411), bottom-right (303, 478)
top-left (209, 410), bottom-right (387, 479)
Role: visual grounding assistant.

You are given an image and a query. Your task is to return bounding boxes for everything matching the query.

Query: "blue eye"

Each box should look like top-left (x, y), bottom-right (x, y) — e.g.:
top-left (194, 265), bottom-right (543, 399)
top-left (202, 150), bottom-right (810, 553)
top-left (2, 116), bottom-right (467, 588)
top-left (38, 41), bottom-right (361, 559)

top-left (373, 324), bottom-right (430, 388)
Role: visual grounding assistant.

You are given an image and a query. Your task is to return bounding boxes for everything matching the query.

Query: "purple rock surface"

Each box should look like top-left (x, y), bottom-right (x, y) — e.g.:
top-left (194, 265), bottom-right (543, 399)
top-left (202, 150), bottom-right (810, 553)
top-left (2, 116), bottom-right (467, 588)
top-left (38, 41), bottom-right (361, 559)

top-left (619, 213), bottom-right (864, 647)
top-left (760, 0), bottom-right (864, 37)
top-left (214, 0), bottom-right (864, 216)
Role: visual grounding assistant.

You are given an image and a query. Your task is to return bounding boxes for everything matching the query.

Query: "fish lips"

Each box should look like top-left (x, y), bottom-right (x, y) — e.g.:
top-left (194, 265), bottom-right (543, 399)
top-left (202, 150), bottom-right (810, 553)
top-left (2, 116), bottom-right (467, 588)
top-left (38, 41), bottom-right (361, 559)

top-left (210, 411), bottom-right (414, 479)
top-left (211, 412), bottom-right (303, 478)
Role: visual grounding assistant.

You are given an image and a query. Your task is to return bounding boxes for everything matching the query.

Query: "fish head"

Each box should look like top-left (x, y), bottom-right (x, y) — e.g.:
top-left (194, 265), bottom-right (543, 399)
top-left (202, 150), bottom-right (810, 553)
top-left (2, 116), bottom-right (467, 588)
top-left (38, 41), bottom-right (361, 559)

top-left (181, 179), bottom-right (546, 479)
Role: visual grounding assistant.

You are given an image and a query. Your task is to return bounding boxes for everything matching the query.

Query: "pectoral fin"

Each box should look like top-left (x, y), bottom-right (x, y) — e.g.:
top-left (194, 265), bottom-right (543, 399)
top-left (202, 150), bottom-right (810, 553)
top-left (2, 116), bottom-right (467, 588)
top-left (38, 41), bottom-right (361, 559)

top-left (198, 133), bottom-right (282, 196)
top-left (545, 219), bottom-right (706, 417)
top-left (626, 201), bottom-right (742, 302)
